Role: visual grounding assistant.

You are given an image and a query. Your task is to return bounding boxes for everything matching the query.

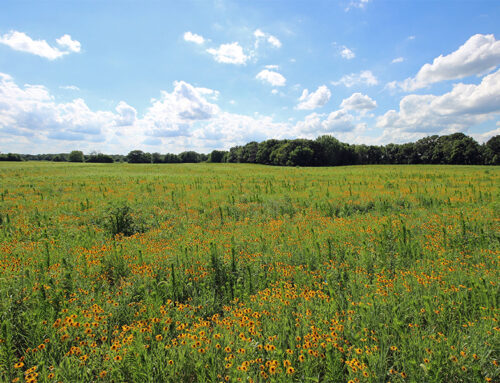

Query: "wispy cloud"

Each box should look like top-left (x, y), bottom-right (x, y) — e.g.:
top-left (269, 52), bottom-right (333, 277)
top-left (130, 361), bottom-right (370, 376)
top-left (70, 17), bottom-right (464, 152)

top-left (332, 70), bottom-right (378, 87)
top-left (0, 31), bottom-right (81, 60)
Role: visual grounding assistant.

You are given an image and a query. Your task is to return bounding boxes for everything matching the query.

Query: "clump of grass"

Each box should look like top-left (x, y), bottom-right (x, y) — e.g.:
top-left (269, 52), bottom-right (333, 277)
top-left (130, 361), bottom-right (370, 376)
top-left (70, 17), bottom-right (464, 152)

top-left (104, 202), bottom-right (138, 237)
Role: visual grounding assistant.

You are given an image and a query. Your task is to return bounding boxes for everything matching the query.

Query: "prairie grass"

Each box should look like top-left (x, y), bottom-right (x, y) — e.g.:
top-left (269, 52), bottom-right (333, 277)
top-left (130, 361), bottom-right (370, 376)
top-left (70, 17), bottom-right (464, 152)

top-left (0, 162), bottom-right (498, 382)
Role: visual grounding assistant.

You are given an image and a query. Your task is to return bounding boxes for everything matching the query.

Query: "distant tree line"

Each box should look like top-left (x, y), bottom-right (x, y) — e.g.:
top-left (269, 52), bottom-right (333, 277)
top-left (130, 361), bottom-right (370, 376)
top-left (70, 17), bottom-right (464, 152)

top-left (223, 133), bottom-right (499, 166)
top-left (1, 133), bottom-right (499, 165)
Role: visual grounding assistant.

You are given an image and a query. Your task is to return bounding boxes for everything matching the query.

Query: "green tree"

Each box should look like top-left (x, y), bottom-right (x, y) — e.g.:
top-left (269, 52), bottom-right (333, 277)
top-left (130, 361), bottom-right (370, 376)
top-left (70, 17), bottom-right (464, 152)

top-left (69, 150), bottom-right (84, 162)
top-left (178, 151), bottom-right (201, 163)
top-left (127, 150), bottom-right (152, 163)
top-left (208, 150), bottom-right (226, 163)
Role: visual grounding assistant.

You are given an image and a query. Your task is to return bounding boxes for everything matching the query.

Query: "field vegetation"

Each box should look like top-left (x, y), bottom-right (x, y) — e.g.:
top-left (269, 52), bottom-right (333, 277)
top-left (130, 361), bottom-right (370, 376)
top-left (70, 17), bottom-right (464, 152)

top-left (0, 162), bottom-right (498, 382)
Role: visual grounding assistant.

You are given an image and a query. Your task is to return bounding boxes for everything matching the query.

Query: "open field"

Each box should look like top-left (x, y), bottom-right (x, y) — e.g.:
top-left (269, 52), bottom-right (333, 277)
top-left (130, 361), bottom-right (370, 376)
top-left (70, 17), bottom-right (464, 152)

top-left (0, 162), bottom-right (498, 383)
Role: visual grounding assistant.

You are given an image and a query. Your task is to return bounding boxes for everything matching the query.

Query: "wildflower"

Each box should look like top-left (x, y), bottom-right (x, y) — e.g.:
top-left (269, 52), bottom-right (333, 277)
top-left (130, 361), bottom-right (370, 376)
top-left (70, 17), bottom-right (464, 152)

top-left (286, 366), bottom-right (295, 374)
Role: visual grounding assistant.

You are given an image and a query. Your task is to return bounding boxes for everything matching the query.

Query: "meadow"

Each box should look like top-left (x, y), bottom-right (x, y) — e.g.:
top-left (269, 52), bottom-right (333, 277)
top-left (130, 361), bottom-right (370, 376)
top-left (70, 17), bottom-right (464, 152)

top-left (0, 162), bottom-right (498, 383)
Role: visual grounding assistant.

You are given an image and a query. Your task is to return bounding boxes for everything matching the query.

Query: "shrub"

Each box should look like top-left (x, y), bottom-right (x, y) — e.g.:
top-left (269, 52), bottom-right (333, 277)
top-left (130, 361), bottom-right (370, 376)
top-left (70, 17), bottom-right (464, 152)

top-left (104, 203), bottom-right (137, 237)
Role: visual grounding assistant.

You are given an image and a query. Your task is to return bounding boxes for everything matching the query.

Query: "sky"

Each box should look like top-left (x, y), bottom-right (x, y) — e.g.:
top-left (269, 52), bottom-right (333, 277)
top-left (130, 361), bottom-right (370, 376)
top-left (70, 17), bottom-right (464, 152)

top-left (1, 0), bottom-right (500, 154)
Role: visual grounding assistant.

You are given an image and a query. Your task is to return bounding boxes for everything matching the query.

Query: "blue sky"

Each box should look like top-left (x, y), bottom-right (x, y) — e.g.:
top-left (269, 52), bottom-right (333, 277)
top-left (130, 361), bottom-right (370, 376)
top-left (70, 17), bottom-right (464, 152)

top-left (1, 0), bottom-right (500, 154)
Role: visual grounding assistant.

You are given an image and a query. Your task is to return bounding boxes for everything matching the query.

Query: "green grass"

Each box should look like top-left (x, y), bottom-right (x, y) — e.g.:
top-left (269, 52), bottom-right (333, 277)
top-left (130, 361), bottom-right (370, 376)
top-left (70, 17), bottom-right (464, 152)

top-left (0, 162), bottom-right (498, 383)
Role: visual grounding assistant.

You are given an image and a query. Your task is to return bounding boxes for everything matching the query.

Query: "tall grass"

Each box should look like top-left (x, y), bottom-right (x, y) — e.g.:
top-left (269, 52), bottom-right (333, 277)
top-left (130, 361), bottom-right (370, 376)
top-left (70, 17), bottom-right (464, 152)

top-left (0, 162), bottom-right (498, 382)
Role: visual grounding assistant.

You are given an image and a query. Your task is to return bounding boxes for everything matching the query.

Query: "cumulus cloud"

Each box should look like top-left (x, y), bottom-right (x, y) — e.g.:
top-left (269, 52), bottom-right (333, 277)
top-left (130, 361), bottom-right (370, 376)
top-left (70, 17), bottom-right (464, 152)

top-left (206, 42), bottom-right (248, 64)
top-left (400, 34), bottom-right (500, 91)
top-left (0, 72), bottom-right (115, 144)
top-left (142, 81), bottom-right (220, 137)
top-left (392, 57), bottom-right (404, 64)
top-left (297, 85), bottom-right (331, 110)
top-left (0, 30), bottom-right (81, 60)
top-left (183, 31), bottom-right (205, 44)
top-left (115, 101), bottom-right (137, 127)
top-left (256, 69), bottom-right (286, 86)
top-left (340, 93), bottom-right (377, 111)
top-left (0, 73), bottom-right (226, 152)
top-left (332, 70), bottom-right (378, 87)
top-left (56, 34), bottom-right (81, 53)
top-left (377, 68), bottom-right (500, 134)
top-left (293, 110), bottom-right (355, 137)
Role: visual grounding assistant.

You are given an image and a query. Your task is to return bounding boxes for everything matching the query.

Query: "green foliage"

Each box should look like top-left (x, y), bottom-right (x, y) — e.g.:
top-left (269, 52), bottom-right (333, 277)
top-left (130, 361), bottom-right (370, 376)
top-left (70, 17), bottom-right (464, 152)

top-left (127, 150), bottom-right (151, 163)
top-left (0, 153), bottom-right (22, 161)
top-left (68, 150), bottom-right (84, 162)
top-left (208, 150), bottom-right (227, 163)
top-left (104, 203), bottom-right (137, 237)
top-left (86, 153), bottom-right (114, 163)
top-left (178, 151), bottom-right (202, 163)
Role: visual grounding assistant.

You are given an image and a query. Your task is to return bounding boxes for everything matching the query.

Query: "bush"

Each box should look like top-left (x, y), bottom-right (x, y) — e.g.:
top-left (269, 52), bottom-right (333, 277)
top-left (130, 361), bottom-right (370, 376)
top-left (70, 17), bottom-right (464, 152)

top-left (104, 203), bottom-right (137, 237)
top-left (86, 153), bottom-right (114, 163)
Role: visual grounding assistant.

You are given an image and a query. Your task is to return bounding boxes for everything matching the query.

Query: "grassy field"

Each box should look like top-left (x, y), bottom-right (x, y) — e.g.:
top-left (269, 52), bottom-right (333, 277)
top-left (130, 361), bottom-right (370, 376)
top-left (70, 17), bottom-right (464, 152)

top-left (0, 162), bottom-right (498, 383)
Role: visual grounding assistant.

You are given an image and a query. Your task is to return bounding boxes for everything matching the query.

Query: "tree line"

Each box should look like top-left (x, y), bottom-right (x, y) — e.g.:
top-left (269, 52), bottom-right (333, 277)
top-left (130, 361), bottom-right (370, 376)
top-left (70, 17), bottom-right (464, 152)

top-left (1, 133), bottom-right (499, 165)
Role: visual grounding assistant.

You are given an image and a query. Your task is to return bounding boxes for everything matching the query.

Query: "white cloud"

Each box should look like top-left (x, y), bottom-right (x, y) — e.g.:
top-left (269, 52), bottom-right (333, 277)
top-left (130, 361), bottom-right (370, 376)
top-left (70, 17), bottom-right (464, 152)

top-left (183, 31), bottom-right (205, 44)
top-left (207, 42), bottom-right (248, 64)
top-left (293, 110), bottom-right (355, 137)
top-left (333, 42), bottom-right (355, 59)
top-left (264, 64), bottom-right (279, 70)
top-left (115, 101), bottom-right (137, 127)
top-left (377, 68), bottom-right (500, 134)
top-left (340, 46), bottom-right (355, 59)
top-left (267, 35), bottom-right (282, 48)
top-left (346, 0), bottom-right (371, 11)
top-left (471, 127), bottom-right (500, 144)
top-left (142, 81), bottom-right (220, 137)
top-left (254, 29), bottom-right (282, 49)
top-left (392, 57), bottom-right (404, 64)
top-left (297, 86), bottom-right (332, 110)
top-left (56, 34), bottom-right (81, 53)
top-left (59, 85), bottom-right (80, 91)
top-left (340, 93), bottom-right (377, 111)
top-left (400, 34), bottom-right (500, 91)
top-left (0, 72), bottom-right (115, 144)
top-left (256, 69), bottom-right (286, 86)
top-left (254, 29), bottom-right (266, 39)
top-left (332, 70), bottom-right (378, 87)
top-left (0, 30), bottom-right (81, 60)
